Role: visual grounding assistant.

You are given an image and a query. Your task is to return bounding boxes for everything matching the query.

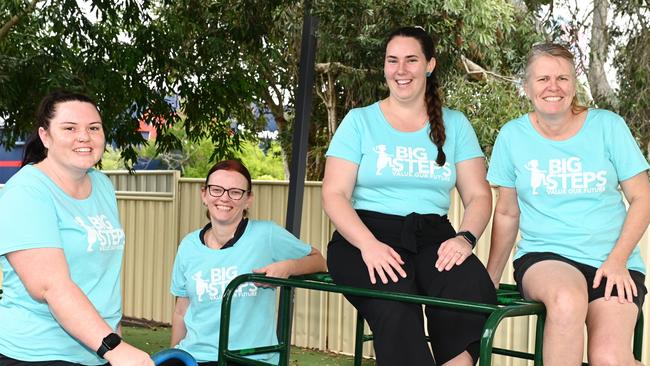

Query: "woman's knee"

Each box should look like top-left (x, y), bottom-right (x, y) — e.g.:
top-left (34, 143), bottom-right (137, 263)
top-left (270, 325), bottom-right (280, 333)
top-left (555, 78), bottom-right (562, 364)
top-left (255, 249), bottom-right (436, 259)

top-left (588, 346), bottom-right (636, 366)
top-left (542, 287), bottom-right (588, 324)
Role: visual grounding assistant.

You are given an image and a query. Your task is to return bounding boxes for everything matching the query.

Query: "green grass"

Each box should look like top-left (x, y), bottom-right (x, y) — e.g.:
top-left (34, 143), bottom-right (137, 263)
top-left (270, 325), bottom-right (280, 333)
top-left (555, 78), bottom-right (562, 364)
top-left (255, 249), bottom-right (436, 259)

top-left (122, 326), bottom-right (376, 365)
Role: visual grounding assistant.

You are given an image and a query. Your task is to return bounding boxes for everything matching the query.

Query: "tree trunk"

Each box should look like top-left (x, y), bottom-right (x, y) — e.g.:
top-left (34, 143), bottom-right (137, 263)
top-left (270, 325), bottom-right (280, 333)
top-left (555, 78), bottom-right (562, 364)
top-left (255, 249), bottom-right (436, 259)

top-left (588, 0), bottom-right (618, 109)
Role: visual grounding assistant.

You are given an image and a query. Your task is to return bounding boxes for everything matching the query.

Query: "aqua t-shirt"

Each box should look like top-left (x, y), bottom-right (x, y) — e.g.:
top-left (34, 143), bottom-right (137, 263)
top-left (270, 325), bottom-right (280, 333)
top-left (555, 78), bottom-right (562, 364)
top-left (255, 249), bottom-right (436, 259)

top-left (170, 220), bottom-right (312, 364)
top-left (326, 102), bottom-right (484, 216)
top-left (0, 165), bottom-right (125, 364)
top-left (487, 109), bottom-right (649, 273)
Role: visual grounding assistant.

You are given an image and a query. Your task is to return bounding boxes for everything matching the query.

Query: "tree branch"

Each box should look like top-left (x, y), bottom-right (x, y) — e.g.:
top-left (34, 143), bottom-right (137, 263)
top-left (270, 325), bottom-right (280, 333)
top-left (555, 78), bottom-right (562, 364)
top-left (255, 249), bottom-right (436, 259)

top-left (315, 62), bottom-right (371, 75)
top-left (461, 56), bottom-right (518, 83)
top-left (0, 0), bottom-right (42, 42)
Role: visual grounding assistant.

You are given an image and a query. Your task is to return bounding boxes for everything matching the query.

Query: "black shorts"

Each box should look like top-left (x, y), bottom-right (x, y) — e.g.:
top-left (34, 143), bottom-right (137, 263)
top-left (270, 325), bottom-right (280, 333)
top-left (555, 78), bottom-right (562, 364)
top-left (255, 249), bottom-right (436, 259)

top-left (513, 252), bottom-right (647, 311)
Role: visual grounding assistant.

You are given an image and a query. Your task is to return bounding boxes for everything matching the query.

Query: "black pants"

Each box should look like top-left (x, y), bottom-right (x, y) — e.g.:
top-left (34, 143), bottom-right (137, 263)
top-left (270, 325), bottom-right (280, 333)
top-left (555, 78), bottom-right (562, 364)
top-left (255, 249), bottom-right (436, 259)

top-left (327, 210), bottom-right (496, 366)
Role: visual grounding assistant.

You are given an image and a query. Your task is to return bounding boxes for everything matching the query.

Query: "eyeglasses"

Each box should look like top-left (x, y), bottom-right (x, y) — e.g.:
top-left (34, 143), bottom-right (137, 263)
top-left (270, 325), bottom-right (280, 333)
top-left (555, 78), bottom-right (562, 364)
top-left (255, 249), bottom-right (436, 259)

top-left (204, 184), bottom-right (249, 200)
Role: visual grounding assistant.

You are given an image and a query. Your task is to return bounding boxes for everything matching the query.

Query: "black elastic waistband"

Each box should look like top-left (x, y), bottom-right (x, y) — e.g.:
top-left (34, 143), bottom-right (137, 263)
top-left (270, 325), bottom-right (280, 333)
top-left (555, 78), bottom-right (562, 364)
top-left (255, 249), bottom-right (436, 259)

top-left (356, 209), bottom-right (450, 253)
top-left (356, 209), bottom-right (447, 223)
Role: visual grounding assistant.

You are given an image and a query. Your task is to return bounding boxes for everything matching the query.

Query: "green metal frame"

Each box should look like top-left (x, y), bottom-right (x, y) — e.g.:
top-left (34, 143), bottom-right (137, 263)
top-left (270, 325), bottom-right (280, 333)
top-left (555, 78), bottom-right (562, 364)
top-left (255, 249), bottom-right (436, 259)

top-left (218, 273), bottom-right (644, 366)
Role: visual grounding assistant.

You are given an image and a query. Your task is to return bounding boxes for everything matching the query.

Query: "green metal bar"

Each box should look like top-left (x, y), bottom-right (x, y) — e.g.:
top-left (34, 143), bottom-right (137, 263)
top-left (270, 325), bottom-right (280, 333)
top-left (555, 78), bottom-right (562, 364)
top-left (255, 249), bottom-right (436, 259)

top-left (278, 286), bottom-right (294, 366)
top-left (227, 274), bottom-right (500, 313)
top-left (221, 273), bottom-right (548, 366)
top-left (220, 350), bottom-right (274, 366)
top-left (354, 312), bottom-right (365, 366)
top-left (478, 302), bottom-right (545, 366)
top-left (633, 310), bottom-right (644, 361)
top-left (492, 347), bottom-right (536, 360)
top-left (534, 313), bottom-right (545, 366)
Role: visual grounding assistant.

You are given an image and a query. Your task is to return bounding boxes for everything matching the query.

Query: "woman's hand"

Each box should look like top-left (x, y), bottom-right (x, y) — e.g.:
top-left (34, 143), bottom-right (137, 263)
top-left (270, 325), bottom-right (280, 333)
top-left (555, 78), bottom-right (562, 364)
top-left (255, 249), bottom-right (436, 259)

top-left (435, 236), bottom-right (473, 272)
top-left (253, 260), bottom-right (296, 287)
top-left (104, 342), bottom-right (154, 366)
top-left (359, 241), bottom-right (406, 284)
top-left (593, 258), bottom-right (637, 303)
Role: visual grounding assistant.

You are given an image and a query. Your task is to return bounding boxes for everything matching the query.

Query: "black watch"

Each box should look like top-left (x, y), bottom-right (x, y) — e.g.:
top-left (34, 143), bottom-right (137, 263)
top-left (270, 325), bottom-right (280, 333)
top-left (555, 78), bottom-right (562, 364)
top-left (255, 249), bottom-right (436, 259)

top-left (456, 231), bottom-right (477, 249)
top-left (96, 332), bottom-right (121, 359)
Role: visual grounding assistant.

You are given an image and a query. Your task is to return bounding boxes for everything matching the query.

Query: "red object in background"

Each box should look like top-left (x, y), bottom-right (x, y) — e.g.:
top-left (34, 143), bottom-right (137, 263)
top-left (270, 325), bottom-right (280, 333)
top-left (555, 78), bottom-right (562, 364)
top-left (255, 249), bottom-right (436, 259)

top-left (0, 160), bottom-right (20, 167)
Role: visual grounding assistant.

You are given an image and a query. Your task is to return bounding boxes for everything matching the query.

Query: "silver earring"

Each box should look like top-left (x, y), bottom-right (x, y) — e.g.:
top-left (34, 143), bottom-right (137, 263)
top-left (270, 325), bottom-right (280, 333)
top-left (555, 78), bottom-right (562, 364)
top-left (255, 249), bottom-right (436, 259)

top-left (426, 71), bottom-right (432, 77)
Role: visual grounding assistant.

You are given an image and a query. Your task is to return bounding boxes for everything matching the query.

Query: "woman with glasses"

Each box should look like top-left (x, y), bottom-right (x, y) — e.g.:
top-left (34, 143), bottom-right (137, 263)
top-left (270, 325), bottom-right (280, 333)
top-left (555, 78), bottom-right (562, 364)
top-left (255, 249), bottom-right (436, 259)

top-left (0, 90), bottom-right (153, 366)
top-left (322, 27), bottom-right (496, 365)
top-left (167, 160), bottom-right (326, 365)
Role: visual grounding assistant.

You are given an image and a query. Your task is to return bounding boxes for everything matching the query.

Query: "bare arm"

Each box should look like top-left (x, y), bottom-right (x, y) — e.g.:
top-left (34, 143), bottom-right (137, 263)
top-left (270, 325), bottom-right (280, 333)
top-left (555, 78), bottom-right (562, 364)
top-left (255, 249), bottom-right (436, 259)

top-left (321, 157), bottom-right (406, 284)
top-left (486, 187), bottom-right (520, 288)
top-left (170, 297), bottom-right (189, 347)
top-left (7, 248), bottom-right (153, 366)
top-left (435, 157), bottom-right (492, 271)
top-left (253, 247), bottom-right (328, 281)
top-left (594, 172), bottom-right (650, 302)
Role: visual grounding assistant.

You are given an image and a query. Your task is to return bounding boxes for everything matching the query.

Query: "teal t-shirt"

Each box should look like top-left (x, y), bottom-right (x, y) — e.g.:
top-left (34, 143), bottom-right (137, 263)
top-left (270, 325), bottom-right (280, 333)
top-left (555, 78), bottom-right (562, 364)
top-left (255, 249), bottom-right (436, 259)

top-left (487, 109), bottom-right (649, 273)
top-left (326, 102), bottom-right (484, 216)
top-left (170, 220), bottom-right (312, 364)
top-left (0, 165), bottom-right (125, 364)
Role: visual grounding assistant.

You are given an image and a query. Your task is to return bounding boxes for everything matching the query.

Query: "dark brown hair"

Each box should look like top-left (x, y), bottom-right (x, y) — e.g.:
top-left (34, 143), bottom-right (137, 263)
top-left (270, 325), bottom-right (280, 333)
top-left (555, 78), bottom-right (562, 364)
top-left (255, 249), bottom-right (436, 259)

top-left (385, 26), bottom-right (446, 166)
top-left (22, 90), bottom-right (100, 166)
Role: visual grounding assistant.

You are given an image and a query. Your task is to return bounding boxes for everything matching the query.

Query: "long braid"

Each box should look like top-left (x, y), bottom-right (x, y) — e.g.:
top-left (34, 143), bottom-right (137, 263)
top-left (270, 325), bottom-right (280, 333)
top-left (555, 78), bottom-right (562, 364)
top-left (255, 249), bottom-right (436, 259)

top-left (425, 71), bottom-right (446, 166)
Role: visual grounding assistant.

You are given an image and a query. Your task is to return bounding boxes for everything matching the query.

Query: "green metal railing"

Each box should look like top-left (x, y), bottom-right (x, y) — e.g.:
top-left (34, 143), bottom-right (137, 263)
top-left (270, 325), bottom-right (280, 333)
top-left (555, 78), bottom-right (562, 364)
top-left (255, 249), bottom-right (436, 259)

top-left (218, 273), bottom-right (644, 366)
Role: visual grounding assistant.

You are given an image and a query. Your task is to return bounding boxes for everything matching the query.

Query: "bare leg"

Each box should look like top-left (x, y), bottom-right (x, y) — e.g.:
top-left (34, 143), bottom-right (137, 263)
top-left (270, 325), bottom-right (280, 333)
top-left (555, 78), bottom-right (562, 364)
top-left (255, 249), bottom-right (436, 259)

top-left (587, 298), bottom-right (642, 366)
top-left (521, 260), bottom-right (589, 366)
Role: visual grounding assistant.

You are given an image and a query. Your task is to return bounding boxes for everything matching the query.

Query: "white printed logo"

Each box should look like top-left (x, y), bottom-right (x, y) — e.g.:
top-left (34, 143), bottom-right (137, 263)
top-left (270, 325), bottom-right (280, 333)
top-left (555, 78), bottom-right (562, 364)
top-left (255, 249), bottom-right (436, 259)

top-left (524, 157), bottom-right (607, 195)
top-left (373, 144), bottom-right (451, 180)
top-left (373, 145), bottom-right (393, 175)
top-left (75, 215), bottom-right (125, 252)
top-left (191, 266), bottom-right (258, 302)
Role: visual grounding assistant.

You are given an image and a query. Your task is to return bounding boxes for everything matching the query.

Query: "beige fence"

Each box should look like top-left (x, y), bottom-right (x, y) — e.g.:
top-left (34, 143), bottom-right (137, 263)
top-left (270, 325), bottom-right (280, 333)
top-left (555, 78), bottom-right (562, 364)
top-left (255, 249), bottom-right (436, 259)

top-left (1, 172), bottom-right (649, 364)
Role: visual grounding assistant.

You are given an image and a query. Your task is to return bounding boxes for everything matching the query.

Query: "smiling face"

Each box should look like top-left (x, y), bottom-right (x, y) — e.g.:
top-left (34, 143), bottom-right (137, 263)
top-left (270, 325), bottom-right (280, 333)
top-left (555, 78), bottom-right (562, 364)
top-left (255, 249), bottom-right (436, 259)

top-left (384, 36), bottom-right (435, 104)
top-left (38, 101), bottom-right (105, 174)
top-left (201, 169), bottom-right (253, 226)
top-left (524, 55), bottom-right (577, 119)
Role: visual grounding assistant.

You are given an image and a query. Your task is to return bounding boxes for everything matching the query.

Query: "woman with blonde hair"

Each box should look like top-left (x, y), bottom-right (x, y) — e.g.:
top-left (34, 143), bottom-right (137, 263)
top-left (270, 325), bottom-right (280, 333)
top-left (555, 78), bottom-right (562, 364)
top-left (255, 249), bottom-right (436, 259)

top-left (487, 43), bottom-right (649, 365)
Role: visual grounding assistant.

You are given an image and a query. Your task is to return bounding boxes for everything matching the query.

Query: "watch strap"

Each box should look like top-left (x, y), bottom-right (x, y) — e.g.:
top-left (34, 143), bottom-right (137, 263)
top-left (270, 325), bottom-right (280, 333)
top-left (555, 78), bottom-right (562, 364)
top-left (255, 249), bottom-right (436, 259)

top-left (96, 332), bottom-right (121, 359)
top-left (456, 231), bottom-right (477, 248)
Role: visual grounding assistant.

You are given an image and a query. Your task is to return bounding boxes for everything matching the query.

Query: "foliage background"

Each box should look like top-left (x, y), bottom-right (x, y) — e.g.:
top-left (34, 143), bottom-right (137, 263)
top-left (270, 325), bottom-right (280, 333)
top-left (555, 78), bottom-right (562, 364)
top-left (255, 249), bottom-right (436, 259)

top-left (1, 0), bottom-right (648, 179)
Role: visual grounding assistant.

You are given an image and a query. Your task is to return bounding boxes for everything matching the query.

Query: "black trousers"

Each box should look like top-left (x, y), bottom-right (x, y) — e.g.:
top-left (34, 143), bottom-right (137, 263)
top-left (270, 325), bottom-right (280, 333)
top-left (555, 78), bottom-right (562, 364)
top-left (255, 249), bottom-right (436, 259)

top-left (327, 210), bottom-right (497, 366)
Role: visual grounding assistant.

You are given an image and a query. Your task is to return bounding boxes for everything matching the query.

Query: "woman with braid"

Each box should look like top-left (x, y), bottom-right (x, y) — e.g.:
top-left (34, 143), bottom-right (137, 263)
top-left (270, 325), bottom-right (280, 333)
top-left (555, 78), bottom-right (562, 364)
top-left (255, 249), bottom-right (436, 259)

top-left (322, 26), bottom-right (496, 365)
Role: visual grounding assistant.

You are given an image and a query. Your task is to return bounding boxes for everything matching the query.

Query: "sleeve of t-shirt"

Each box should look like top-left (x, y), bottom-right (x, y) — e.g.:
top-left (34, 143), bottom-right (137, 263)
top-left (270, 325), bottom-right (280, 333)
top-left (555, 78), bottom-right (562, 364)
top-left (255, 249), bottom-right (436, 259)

top-left (267, 222), bottom-right (312, 262)
top-left (170, 240), bottom-right (188, 297)
top-left (0, 185), bottom-right (62, 256)
top-left (325, 109), bottom-right (362, 164)
top-left (487, 126), bottom-right (516, 188)
top-left (606, 114), bottom-right (649, 181)
top-left (452, 111), bottom-right (484, 163)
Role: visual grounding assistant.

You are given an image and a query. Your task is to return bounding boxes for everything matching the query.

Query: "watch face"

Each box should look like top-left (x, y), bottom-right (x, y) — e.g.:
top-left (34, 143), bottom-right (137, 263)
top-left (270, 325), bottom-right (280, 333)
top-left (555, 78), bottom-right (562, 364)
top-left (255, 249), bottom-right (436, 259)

top-left (104, 333), bottom-right (121, 348)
